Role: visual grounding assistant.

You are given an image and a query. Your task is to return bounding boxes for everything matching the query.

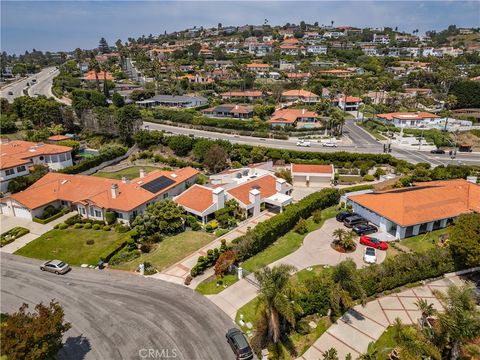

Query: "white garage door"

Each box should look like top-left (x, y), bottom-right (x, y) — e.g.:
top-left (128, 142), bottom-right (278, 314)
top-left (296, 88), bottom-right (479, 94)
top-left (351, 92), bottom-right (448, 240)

top-left (293, 175), bottom-right (308, 186)
top-left (13, 206), bottom-right (31, 219)
top-left (310, 176), bottom-right (331, 185)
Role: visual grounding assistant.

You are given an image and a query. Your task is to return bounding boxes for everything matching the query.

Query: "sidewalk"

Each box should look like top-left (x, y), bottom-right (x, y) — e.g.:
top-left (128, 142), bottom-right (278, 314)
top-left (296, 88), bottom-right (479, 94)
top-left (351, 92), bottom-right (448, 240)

top-left (298, 276), bottom-right (460, 360)
top-left (151, 211), bottom-right (275, 286)
top-left (1, 212), bottom-right (76, 254)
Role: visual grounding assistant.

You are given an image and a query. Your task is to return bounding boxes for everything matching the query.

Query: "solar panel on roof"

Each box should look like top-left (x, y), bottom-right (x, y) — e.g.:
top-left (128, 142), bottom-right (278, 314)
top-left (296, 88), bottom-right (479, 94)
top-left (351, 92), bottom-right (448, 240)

top-left (141, 176), bottom-right (175, 193)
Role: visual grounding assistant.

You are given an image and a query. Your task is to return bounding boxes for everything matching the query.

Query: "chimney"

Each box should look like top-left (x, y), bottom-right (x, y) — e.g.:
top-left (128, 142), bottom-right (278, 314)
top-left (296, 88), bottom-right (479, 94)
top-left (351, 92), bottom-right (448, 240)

top-left (276, 178), bottom-right (287, 194)
top-left (111, 184), bottom-right (119, 199)
top-left (121, 176), bottom-right (129, 184)
top-left (235, 104), bottom-right (239, 110)
top-left (302, 108), bottom-right (306, 114)
top-left (139, 168), bottom-right (146, 178)
top-left (213, 187), bottom-right (225, 210)
top-left (249, 189), bottom-right (261, 217)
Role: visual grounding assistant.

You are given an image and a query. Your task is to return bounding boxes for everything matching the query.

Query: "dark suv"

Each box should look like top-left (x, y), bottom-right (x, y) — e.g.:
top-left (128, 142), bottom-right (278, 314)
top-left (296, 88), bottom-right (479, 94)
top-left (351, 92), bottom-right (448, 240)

top-left (344, 214), bottom-right (367, 228)
top-left (336, 211), bottom-right (353, 222)
top-left (226, 328), bottom-right (254, 360)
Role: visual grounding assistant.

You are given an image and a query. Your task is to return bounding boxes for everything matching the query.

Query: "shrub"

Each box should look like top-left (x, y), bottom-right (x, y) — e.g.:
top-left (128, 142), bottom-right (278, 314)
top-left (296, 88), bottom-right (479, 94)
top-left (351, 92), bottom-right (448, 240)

top-left (53, 224), bottom-right (59, 229)
top-left (363, 174), bottom-right (375, 181)
top-left (74, 223), bottom-right (83, 229)
top-left (140, 242), bottom-right (152, 253)
top-left (114, 224), bottom-right (130, 233)
top-left (65, 214), bottom-right (82, 226)
top-left (103, 226), bottom-right (111, 231)
top-left (105, 211), bottom-right (117, 225)
top-left (294, 218), bottom-right (309, 234)
top-left (39, 205), bottom-right (61, 220)
top-left (215, 228), bottom-right (229, 237)
top-left (205, 220), bottom-right (219, 233)
top-left (58, 223), bottom-right (68, 230)
top-left (84, 223), bottom-right (92, 229)
top-left (1, 227), bottom-right (30, 247)
top-left (86, 239), bottom-right (95, 245)
top-left (92, 224), bottom-right (101, 230)
top-left (109, 248), bottom-right (141, 265)
top-left (214, 250), bottom-right (236, 278)
top-left (143, 262), bottom-right (157, 275)
top-left (312, 210), bottom-right (322, 224)
top-left (33, 207), bottom-right (70, 224)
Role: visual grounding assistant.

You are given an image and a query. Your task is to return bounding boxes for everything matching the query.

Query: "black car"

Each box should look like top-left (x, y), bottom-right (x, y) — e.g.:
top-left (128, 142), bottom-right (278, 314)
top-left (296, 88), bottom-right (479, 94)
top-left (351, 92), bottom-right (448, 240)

top-left (430, 149), bottom-right (445, 154)
top-left (226, 328), bottom-right (254, 360)
top-left (344, 214), bottom-right (367, 228)
top-left (353, 223), bottom-right (378, 235)
top-left (336, 211), bottom-right (353, 222)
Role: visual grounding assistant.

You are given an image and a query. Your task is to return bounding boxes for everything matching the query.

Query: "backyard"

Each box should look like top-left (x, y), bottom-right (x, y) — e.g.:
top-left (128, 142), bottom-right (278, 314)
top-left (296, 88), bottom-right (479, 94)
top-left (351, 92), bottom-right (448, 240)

top-left (94, 165), bottom-right (159, 180)
top-left (15, 228), bottom-right (130, 266)
top-left (111, 231), bottom-right (215, 272)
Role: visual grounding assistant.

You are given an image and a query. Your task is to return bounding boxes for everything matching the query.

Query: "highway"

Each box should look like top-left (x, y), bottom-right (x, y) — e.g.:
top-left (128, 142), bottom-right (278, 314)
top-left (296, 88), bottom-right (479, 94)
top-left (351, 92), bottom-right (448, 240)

top-left (143, 121), bottom-right (480, 166)
top-left (1, 254), bottom-right (236, 360)
top-left (0, 67), bottom-right (55, 102)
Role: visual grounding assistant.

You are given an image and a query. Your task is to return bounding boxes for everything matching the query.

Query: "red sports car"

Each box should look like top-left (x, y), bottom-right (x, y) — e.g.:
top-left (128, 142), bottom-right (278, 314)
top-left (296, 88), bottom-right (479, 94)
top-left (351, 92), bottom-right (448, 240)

top-left (359, 235), bottom-right (389, 250)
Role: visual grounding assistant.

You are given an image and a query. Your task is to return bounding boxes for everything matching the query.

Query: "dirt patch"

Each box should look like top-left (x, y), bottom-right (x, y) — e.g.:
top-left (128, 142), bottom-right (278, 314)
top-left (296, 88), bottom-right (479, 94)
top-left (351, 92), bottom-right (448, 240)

top-left (453, 131), bottom-right (480, 151)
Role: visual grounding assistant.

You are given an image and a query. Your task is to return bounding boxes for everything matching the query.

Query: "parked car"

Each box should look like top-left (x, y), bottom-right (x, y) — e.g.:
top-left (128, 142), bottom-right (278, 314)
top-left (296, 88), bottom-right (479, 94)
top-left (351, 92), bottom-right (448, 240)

top-left (226, 328), bottom-right (254, 360)
top-left (363, 247), bottom-right (377, 264)
top-left (40, 260), bottom-right (71, 275)
top-left (296, 140), bottom-right (311, 147)
top-left (353, 223), bottom-right (378, 236)
top-left (336, 211), bottom-right (353, 222)
top-left (343, 214), bottom-right (367, 228)
top-left (322, 142), bottom-right (337, 147)
top-left (430, 149), bottom-right (445, 154)
top-left (360, 235), bottom-right (388, 250)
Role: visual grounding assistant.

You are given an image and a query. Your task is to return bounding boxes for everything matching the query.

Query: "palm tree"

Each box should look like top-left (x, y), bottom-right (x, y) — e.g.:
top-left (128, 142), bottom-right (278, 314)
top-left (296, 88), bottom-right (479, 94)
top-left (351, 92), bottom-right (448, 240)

top-left (339, 231), bottom-right (356, 251)
top-left (254, 264), bottom-right (297, 344)
top-left (359, 342), bottom-right (378, 359)
top-left (332, 228), bottom-right (347, 245)
top-left (322, 348), bottom-right (339, 360)
top-left (415, 298), bottom-right (435, 329)
top-left (434, 283), bottom-right (480, 360)
top-left (88, 57), bottom-right (101, 92)
top-left (391, 318), bottom-right (441, 360)
top-left (443, 94), bottom-right (458, 131)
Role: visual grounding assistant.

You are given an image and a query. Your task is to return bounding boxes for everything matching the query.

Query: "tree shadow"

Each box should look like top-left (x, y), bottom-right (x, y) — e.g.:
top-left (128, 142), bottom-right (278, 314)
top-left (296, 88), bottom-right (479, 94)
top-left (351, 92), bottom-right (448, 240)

top-left (58, 335), bottom-right (91, 360)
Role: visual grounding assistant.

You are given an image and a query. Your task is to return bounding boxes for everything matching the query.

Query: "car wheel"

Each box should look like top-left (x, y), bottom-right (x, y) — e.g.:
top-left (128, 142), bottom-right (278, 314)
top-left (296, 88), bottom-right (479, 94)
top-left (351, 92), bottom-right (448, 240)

top-left (55, 271), bottom-right (60, 275)
top-left (40, 267), bottom-right (45, 271)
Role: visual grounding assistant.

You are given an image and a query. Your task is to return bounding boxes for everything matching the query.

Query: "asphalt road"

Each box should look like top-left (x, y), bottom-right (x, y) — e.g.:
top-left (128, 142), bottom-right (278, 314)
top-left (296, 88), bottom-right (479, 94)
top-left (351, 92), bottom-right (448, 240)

top-left (1, 254), bottom-right (236, 360)
top-left (0, 67), bottom-right (55, 102)
top-left (143, 121), bottom-right (480, 166)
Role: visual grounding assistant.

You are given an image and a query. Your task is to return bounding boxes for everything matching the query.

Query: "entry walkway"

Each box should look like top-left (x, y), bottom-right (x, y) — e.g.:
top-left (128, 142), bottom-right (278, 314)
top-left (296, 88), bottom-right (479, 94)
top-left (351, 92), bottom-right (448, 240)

top-left (298, 274), bottom-right (465, 360)
top-left (0, 212), bottom-right (76, 253)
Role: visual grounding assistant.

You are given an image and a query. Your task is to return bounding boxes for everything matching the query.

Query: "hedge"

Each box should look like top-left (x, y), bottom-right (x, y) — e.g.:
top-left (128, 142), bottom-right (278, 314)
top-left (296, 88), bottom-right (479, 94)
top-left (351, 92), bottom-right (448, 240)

top-left (1, 227), bottom-right (30, 247)
top-left (233, 188), bottom-right (340, 261)
top-left (33, 208), bottom-right (70, 224)
top-left (60, 146), bottom-right (127, 174)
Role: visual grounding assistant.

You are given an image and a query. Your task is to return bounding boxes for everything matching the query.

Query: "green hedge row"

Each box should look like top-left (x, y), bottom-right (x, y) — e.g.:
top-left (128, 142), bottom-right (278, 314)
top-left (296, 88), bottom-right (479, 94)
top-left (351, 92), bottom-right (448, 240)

top-left (1, 227), bottom-right (30, 247)
top-left (233, 188), bottom-right (340, 261)
top-left (60, 146), bottom-right (127, 174)
top-left (33, 208), bottom-right (70, 224)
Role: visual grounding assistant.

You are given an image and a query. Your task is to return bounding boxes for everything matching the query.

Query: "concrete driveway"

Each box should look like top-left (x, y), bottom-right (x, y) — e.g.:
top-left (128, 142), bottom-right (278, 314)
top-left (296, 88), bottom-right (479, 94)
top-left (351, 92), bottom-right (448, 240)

top-left (270, 217), bottom-right (387, 271)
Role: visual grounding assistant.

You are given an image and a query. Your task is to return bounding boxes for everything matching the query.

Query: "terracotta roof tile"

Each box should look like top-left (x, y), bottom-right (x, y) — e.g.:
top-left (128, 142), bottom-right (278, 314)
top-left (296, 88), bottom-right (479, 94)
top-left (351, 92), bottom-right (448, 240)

top-left (291, 164), bottom-right (334, 174)
top-left (227, 175), bottom-right (278, 205)
top-left (174, 184), bottom-right (214, 213)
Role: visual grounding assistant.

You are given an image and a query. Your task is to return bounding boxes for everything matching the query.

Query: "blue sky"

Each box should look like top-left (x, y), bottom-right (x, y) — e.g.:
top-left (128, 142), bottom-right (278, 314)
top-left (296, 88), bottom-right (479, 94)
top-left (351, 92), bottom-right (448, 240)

top-left (1, 1), bottom-right (479, 54)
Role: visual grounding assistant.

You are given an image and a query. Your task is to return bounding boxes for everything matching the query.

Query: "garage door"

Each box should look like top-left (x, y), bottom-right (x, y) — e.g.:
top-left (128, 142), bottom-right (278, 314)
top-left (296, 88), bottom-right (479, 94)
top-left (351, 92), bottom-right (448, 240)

top-left (13, 206), bottom-right (31, 219)
top-left (310, 176), bottom-right (331, 186)
top-left (293, 175), bottom-right (308, 187)
top-left (1, 202), bottom-right (10, 216)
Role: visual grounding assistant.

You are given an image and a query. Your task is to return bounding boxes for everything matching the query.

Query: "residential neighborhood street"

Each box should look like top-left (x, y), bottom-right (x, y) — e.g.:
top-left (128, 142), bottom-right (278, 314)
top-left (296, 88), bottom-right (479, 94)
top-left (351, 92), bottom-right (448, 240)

top-left (0, 254), bottom-right (236, 360)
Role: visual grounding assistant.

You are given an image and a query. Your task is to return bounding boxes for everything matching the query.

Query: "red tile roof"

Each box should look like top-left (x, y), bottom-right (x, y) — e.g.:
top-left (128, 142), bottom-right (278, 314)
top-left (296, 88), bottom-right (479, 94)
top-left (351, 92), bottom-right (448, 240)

top-left (227, 175), bottom-right (278, 205)
top-left (174, 184), bottom-right (214, 213)
top-left (291, 164), bottom-right (334, 174)
top-left (377, 112), bottom-right (440, 121)
top-left (268, 108), bottom-right (318, 124)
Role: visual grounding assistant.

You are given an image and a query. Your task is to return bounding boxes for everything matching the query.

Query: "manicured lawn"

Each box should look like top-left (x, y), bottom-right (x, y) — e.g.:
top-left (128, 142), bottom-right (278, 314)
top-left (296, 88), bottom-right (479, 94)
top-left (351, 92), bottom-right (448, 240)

top-left (235, 297), bottom-right (261, 329)
top-left (400, 227), bottom-right (450, 253)
top-left (196, 273), bottom-right (238, 295)
top-left (242, 206), bottom-right (338, 273)
top-left (112, 231), bottom-right (215, 272)
top-left (371, 325), bottom-right (419, 359)
top-left (15, 228), bottom-right (130, 266)
top-left (94, 166), bottom-right (159, 180)
top-left (292, 265), bottom-right (332, 285)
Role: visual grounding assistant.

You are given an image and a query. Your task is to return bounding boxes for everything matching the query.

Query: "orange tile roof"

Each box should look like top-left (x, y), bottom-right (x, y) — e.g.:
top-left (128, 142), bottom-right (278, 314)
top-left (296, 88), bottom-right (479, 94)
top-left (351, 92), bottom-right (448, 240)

top-left (349, 179), bottom-right (480, 227)
top-left (220, 91), bottom-right (263, 97)
top-left (291, 164), bottom-right (334, 174)
top-left (174, 184), bottom-right (214, 213)
top-left (246, 63), bottom-right (269, 68)
top-left (227, 175), bottom-right (278, 205)
top-left (269, 108), bottom-right (318, 124)
top-left (340, 96), bottom-right (362, 103)
top-left (48, 135), bottom-right (71, 141)
top-left (282, 89), bottom-right (319, 98)
top-left (377, 112), bottom-right (440, 121)
top-left (83, 70), bottom-right (113, 81)
top-left (287, 72), bottom-right (311, 78)
top-left (0, 140), bottom-right (72, 170)
top-left (8, 167), bottom-right (199, 212)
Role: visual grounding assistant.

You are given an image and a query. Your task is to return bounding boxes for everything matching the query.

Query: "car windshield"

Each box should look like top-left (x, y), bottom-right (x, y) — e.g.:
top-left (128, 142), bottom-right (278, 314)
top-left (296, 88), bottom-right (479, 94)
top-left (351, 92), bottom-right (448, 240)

top-left (366, 248), bottom-right (375, 256)
top-left (370, 238), bottom-right (380, 244)
top-left (233, 333), bottom-right (249, 350)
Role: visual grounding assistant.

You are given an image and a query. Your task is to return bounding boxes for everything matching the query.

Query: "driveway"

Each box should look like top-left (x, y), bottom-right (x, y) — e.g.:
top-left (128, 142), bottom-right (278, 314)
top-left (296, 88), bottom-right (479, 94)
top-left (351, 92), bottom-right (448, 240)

top-left (1, 253), bottom-right (236, 360)
top-left (270, 217), bottom-right (387, 271)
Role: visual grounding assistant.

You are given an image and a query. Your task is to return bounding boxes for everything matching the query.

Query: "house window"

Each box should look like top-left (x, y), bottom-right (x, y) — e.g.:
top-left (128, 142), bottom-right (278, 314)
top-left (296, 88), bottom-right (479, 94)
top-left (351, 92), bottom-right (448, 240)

top-left (116, 212), bottom-right (124, 219)
top-left (17, 166), bottom-right (26, 173)
top-left (94, 210), bottom-right (102, 218)
top-left (66, 153), bottom-right (71, 160)
top-left (51, 155), bottom-right (58, 163)
top-left (163, 193), bottom-right (169, 199)
top-left (59, 153), bottom-right (66, 162)
top-left (5, 169), bottom-right (15, 176)
top-left (89, 207), bottom-right (94, 216)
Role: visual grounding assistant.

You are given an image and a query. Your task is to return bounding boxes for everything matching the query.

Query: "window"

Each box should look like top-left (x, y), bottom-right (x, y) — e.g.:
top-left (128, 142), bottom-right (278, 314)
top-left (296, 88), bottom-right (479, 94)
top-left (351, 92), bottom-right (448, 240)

top-left (116, 212), bottom-right (124, 219)
top-left (163, 193), bottom-right (169, 199)
top-left (51, 155), bottom-right (58, 163)
top-left (5, 169), bottom-right (15, 176)
top-left (66, 152), bottom-right (71, 160)
top-left (94, 210), bottom-right (102, 218)
top-left (89, 207), bottom-right (94, 216)
top-left (59, 153), bottom-right (66, 162)
top-left (17, 166), bottom-right (26, 173)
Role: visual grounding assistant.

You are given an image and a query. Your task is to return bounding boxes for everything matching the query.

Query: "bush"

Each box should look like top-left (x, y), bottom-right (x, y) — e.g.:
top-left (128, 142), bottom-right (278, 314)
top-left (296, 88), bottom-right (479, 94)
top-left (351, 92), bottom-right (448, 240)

top-left (1, 227), bottom-right (30, 247)
top-left (58, 223), bottom-right (68, 230)
top-left (114, 224), bottom-right (130, 233)
top-left (312, 210), bottom-right (322, 224)
top-left (103, 226), bottom-right (111, 231)
top-left (143, 261), bottom-right (157, 275)
top-left (73, 223), bottom-right (83, 229)
top-left (109, 248), bottom-right (141, 265)
top-left (60, 144), bottom-right (127, 174)
top-left (205, 220), bottom-right (219, 233)
top-left (33, 208), bottom-right (70, 224)
top-left (92, 224), bottom-right (101, 230)
top-left (105, 211), bottom-right (117, 225)
top-left (84, 223), bottom-right (92, 229)
top-left (215, 228), bottom-right (229, 237)
top-left (363, 174), bottom-right (375, 181)
top-left (294, 218), bottom-right (309, 234)
top-left (86, 239), bottom-right (95, 245)
top-left (65, 214), bottom-right (82, 226)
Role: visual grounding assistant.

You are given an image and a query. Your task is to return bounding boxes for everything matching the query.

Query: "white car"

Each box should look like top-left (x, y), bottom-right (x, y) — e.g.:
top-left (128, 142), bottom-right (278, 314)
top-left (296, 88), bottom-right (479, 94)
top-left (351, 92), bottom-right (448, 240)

top-left (364, 247), bottom-right (377, 264)
top-left (296, 140), bottom-right (311, 147)
top-left (322, 142), bottom-right (337, 147)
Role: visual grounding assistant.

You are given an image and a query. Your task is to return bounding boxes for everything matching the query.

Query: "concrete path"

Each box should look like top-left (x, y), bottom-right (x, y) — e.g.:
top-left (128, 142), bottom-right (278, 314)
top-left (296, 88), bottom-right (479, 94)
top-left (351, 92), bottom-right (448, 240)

top-left (1, 212), bottom-right (76, 254)
top-left (208, 217), bottom-right (388, 319)
top-left (298, 276), bottom-right (461, 360)
top-left (151, 211), bottom-right (275, 286)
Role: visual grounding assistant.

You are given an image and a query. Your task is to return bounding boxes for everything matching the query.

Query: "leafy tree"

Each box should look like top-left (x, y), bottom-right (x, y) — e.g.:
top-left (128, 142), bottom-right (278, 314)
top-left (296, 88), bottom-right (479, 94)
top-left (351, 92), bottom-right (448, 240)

top-left (133, 129), bottom-right (163, 149)
top-left (167, 135), bottom-right (193, 156)
top-left (214, 250), bottom-right (236, 278)
top-left (112, 92), bottom-right (125, 108)
top-left (116, 104), bottom-right (142, 145)
top-left (449, 213), bottom-right (480, 268)
top-left (98, 37), bottom-right (110, 53)
top-left (254, 264), bottom-right (297, 344)
top-left (204, 145), bottom-right (229, 173)
top-left (274, 168), bottom-right (292, 184)
top-left (1, 300), bottom-right (71, 360)
top-left (0, 115), bottom-right (17, 133)
top-left (132, 200), bottom-right (186, 241)
top-left (12, 63), bottom-right (27, 76)
top-left (449, 80), bottom-right (480, 108)
top-left (331, 259), bottom-right (366, 313)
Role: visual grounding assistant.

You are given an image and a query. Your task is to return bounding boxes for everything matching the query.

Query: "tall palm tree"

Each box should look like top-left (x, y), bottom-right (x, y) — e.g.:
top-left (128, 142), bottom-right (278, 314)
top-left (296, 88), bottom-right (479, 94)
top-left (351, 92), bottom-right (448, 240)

top-left (254, 264), bottom-right (296, 344)
top-left (443, 94), bottom-right (458, 131)
top-left (391, 318), bottom-right (441, 360)
top-left (415, 298), bottom-right (435, 329)
top-left (332, 228), bottom-right (347, 244)
top-left (88, 57), bottom-right (101, 92)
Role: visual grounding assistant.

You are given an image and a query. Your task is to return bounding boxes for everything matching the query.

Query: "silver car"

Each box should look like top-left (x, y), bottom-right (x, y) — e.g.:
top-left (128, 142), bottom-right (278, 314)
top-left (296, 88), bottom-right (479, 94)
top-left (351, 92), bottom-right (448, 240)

top-left (40, 260), bottom-right (71, 275)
